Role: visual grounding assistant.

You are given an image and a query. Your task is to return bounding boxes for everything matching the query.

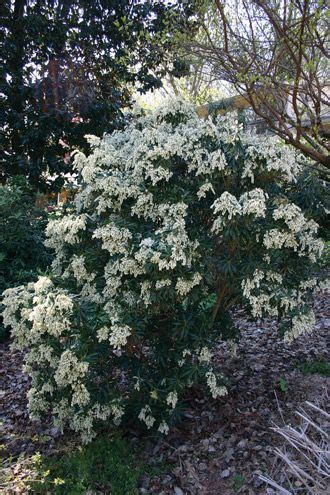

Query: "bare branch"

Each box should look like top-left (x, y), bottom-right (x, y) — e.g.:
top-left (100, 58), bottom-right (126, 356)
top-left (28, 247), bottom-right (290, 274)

top-left (184, 0), bottom-right (330, 171)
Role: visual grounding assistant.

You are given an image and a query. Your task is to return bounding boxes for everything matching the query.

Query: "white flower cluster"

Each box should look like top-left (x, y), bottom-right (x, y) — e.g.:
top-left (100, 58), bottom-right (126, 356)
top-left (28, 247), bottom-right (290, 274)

top-left (175, 273), bottom-right (202, 297)
top-left (54, 350), bottom-right (89, 388)
top-left (197, 182), bottom-right (216, 200)
top-left (212, 188), bottom-right (268, 232)
top-left (68, 255), bottom-right (95, 285)
top-left (166, 391), bottom-right (178, 409)
top-left (205, 372), bottom-right (228, 399)
top-left (198, 347), bottom-right (212, 364)
top-left (138, 405), bottom-right (155, 429)
top-left (241, 269), bottom-right (280, 318)
top-left (97, 320), bottom-right (132, 349)
top-left (242, 267), bottom-right (319, 340)
top-left (52, 400), bottom-right (124, 443)
top-left (212, 192), bottom-right (242, 228)
top-left (109, 324), bottom-right (131, 349)
top-left (29, 289), bottom-right (73, 339)
top-left (299, 278), bottom-right (317, 290)
top-left (2, 284), bottom-right (34, 348)
top-left (158, 420), bottom-right (169, 435)
top-left (45, 214), bottom-right (87, 251)
top-left (2, 277), bottom-right (74, 345)
top-left (71, 383), bottom-right (90, 407)
top-left (241, 134), bottom-right (301, 183)
top-left (2, 279), bottom-right (95, 431)
top-left (93, 224), bottom-right (132, 254)
top-left (240, 189), bottom-right (268, 217)
top-left (284, 312), bottom-right (316, 343)
top-left (265, 203), bottom-right (324, 262)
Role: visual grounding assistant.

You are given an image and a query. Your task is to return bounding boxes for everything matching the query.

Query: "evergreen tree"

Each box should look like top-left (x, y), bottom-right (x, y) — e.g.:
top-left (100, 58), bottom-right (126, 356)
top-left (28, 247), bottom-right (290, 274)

top-left (0, 0), bottom-right (198, 191)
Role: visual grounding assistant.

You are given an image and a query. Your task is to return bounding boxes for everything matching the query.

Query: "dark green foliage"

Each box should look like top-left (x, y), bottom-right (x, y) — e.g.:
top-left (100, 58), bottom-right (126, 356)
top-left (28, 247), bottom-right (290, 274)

top-left (0, 0), bottom-right (199, 191)
top-left (0, 176), bottom-right (50, 339)
top-left (286, 169), bottom-right (329, 241)
top-left (298, 359), bottom-right (330, 377)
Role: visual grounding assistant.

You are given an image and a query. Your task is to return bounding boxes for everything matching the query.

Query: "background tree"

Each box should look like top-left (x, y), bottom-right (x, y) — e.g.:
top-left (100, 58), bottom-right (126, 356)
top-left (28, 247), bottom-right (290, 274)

top-left (136, 56), bottom-right (229, 109)
top-left (161, 46), bottom-right (229, 105)
top-left (165, 62), bottom-right (223, 105)
top-left (185, 0), bottom-right (329, 177)
top-left (0, 0), bottom-right (199, 191)
top-left (135, 12), bottom-right (232, 109)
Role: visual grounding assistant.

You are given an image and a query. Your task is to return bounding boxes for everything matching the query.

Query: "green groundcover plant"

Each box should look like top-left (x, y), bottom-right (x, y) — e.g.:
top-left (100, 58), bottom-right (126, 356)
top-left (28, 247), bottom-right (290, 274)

top-left (2, 100), bottom-right (326, 442)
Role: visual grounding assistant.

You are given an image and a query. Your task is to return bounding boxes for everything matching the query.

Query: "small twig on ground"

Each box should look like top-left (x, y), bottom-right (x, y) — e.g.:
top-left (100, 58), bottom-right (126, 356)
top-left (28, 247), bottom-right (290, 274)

top-left (258, 474), bottom-right (292, 494)
top-left (260, 395), bottom-right (330, 494)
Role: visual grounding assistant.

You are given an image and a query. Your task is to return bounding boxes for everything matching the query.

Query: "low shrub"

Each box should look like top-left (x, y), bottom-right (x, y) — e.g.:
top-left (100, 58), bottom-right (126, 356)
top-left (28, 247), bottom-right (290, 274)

top-left (0, 177), bottom-right (50, 340)
top-left (2, 100), bottom-right (326, 441)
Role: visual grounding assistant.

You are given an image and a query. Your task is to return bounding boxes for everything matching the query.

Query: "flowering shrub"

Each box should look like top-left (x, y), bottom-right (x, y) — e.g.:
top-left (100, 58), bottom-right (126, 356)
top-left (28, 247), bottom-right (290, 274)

top-left (2, 100), bottom-right (324, 442)
top-left (0, 177), bottom-right (50, 341)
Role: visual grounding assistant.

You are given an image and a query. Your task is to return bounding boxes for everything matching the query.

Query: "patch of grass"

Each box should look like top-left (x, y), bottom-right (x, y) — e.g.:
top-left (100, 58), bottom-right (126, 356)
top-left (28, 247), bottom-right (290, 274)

top-left (30, 435), bottom-right (144, 494)
top-left (298, 359), bottom-right (330, 377)
top-left (231, 473), bottom-right (245, 492)
top-left (1, 434), bottom-right (174, 494)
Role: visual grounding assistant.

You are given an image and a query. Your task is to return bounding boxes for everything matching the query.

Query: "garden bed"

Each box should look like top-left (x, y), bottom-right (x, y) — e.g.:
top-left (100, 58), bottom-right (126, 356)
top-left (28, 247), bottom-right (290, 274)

top-left (1, 286), bottom-right (328, 494)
